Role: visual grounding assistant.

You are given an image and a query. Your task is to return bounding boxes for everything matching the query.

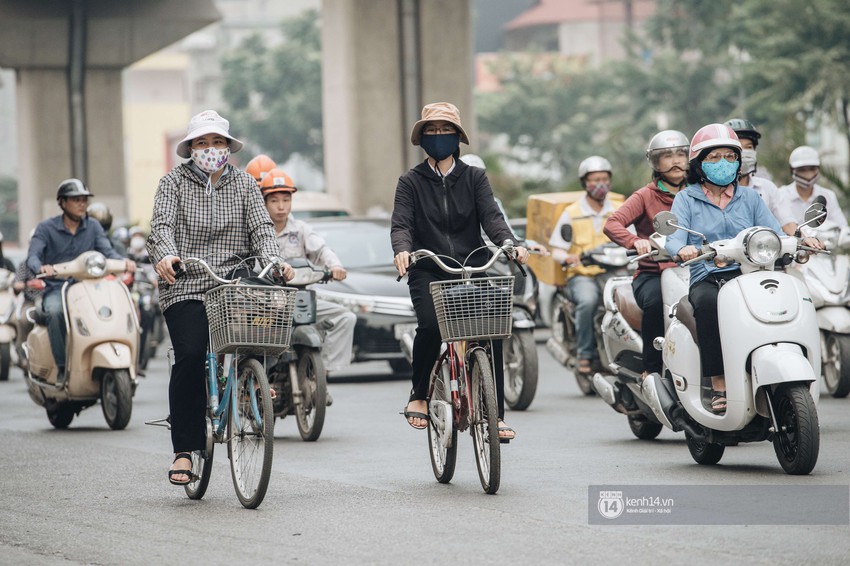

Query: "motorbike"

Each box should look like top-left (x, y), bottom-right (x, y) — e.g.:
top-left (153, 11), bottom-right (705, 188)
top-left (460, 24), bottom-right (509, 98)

top-left (641, 207), bottom-right (826, 474)
top-left (590, 233), bottom-right (690, 439)
top-left (0, 267), bottom-right (17, 381)
top-left (799, 222), bottom-right (850, 398)
top-left (131, 261), bottom-right (165, 370)
top-left (546, 241), bottom-right (633, 395)
top-left (265, 258), bottom-right (332, 441)
top-left (22, 251), bottom-right (140, 430)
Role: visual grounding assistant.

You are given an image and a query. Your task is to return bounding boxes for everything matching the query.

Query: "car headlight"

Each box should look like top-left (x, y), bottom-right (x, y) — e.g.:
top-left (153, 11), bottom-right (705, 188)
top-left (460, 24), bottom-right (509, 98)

top-left (743, 228), bottom-right (781, 266)
top-left (85, 253), bottom-right (107, 277)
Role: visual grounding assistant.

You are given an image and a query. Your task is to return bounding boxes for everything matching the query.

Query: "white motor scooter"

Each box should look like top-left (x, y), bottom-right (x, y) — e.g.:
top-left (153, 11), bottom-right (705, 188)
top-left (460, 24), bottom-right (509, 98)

top-left (591, 233), bottom-right (689, 439)
top-left (643, 207), bottom-right (826, 475)
top-left (0, 267), bottom-right (17, 381)
top-left (23, 251), bottom-right (140, 430)
top-left (800, 222), bottom-right (850, 398)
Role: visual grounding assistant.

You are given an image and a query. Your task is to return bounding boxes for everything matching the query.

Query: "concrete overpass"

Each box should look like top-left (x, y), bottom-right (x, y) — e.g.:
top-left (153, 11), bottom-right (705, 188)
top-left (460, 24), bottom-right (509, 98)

top-left (0, 0), bottom-right (473, 241)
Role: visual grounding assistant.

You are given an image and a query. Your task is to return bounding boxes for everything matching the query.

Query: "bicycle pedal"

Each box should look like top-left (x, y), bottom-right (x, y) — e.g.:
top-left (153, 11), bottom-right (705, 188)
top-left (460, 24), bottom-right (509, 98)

top-left (145, 416), bottom-right (171, 429)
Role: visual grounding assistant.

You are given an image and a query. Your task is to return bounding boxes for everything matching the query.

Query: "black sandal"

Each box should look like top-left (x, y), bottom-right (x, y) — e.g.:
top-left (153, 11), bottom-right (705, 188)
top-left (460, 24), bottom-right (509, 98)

top-left (497, 420), bottom-right (516, 444)
top-left (710, 391), bottom-right (727, 415)
top-left (168, 452), bottom-right (197, 486)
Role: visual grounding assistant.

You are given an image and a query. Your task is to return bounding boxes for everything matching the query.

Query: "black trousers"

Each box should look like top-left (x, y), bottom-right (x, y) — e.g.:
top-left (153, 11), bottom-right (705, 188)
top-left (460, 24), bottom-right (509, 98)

top-left (163, 300), bottom-right (209, 453)
top-left (632, 272), bottom-right (664, 374)
top-left (688, 269), bottom-right (742, 378)
top-left (408, 269), bottom-right (506, 419)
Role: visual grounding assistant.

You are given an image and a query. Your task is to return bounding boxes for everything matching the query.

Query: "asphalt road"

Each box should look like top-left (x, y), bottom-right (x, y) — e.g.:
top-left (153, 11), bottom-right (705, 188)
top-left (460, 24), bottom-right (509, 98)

top-left (1, 335), bottom-right (848, 565)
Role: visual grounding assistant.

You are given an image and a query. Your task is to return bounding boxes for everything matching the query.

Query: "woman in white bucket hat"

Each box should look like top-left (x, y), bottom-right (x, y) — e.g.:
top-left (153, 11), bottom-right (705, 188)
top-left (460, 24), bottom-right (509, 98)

top-left (147, 110), bottom-right (293, 486)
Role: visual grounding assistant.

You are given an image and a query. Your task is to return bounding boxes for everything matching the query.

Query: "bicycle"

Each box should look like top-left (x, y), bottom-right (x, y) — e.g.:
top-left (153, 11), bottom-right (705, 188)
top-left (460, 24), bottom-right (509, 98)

top-left (400, 243), bottom-right (524, 494)
top-left (147, 258), bottom-right (296, 509)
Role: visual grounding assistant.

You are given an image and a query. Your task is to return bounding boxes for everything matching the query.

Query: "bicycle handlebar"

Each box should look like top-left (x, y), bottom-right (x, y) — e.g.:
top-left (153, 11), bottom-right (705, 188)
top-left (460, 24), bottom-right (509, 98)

top-left (396, 244), bottom-right (521, 281)
top-left (174, 257), bottom-right (281, 285)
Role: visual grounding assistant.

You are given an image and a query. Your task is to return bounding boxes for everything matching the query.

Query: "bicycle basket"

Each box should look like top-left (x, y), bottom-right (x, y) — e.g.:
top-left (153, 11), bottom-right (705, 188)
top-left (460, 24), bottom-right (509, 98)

top-left (430, 276), bottom-right (514, 342)
top-left (203, 283), bottom-right (297, 354)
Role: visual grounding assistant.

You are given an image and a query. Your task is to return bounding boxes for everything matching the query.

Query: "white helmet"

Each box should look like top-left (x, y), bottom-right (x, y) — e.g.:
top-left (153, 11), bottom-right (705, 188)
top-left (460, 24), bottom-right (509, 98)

top-left (645, 130), bottom-right (689, 170)
top-left (460, 154), bottom-right (486, 169)
top-left (789, 146), bottom-right (820, 169)
top-left (578, 156), bottom-right (612, 179)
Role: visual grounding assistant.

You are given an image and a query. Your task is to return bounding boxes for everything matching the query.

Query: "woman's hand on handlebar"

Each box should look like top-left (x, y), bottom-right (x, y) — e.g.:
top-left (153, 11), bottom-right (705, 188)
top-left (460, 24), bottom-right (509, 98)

top-left (155, 254), bottom-right (181, 284)
top-left (801, 236), bottom-right (824, 251)
top-left (677, 245), bottom-right (699, 262)
top-left (633, 239), bottom-right (652, 256)
top-left (394, 251), bottom-right (411, 277)
top-left (514, 245), bottom-right (530, 264)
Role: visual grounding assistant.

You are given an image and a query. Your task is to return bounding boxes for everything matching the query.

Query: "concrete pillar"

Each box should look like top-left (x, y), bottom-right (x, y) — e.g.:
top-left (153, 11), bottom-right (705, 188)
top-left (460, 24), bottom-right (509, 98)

top-left (0, 0), bottom-right (220, 241)
top-left (321, 0), bottom-right (472, 216)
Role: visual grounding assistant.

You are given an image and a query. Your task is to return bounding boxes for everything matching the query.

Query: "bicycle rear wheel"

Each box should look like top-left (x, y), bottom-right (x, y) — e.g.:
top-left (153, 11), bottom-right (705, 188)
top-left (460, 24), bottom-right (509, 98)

top-left (470, 348), bottom-right (501, 494)
top-left (228, 357), bottom-right (274, 509)
top-left (428, 358), bottom-right (458, 483)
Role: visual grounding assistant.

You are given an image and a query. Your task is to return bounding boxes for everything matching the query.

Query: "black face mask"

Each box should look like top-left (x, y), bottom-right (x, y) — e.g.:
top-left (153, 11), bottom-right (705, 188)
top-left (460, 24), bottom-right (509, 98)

top-left (420, 133), bottom-right (460, 162)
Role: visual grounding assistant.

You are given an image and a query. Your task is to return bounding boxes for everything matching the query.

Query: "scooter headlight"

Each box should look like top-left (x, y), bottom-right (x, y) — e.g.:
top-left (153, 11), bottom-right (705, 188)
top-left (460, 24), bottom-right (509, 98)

top-left (85, 253), bottom-right (107, 277)
top-left (743, 228), bottom-right (781, 266)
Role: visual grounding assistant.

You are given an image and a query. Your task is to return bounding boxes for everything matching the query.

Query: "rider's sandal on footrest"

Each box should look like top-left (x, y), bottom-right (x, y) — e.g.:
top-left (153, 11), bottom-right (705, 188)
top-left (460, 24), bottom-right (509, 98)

top-left (710, 391), bottom-right (727, 415)
top-left (168, 452), bottom-right (197, 486)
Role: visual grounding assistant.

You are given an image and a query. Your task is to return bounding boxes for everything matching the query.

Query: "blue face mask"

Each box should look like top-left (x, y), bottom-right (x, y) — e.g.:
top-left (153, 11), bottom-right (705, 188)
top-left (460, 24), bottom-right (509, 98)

top-left (701, 159), bottom-right (739, 186)
top-left (420, 133), bottom-right (460, 162)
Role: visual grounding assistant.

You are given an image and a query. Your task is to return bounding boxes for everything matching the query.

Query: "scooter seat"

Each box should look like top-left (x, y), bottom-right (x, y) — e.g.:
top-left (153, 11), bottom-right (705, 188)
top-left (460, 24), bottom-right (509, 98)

top-left (613, 284), bottom-right (642, 332)
top-left (675, 296), bottom-right (700, 346)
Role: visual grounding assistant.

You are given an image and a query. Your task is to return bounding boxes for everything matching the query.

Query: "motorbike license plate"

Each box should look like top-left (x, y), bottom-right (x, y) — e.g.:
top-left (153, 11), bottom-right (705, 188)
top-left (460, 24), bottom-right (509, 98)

top-left (394, 323), bottom-right (417, 340)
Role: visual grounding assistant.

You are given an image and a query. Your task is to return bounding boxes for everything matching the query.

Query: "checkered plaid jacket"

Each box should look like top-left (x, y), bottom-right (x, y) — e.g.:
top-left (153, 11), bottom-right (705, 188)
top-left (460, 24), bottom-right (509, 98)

top-left (146, 163), bottom-right (280, 312)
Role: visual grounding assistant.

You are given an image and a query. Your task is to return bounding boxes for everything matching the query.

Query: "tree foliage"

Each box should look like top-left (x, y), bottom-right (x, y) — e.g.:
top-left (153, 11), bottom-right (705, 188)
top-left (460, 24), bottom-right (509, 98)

top-left (221, 9), bottom-right (323, 167)
top-left (476, 0), bottom-right (850, 214)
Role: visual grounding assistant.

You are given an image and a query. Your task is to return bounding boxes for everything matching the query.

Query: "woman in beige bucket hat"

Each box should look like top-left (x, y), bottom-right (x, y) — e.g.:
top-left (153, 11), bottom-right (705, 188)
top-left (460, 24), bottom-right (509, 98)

top-left (391, 102), bottom-right (529, 442)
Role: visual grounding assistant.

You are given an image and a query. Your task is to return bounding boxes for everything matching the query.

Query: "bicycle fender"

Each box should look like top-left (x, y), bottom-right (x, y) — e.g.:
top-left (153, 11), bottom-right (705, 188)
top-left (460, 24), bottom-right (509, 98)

top-left (290, 325), bottom-right (322, 348)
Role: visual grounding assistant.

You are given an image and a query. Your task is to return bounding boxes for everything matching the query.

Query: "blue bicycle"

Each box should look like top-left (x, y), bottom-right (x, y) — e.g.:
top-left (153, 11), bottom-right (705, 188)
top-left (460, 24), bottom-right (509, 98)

top-left (149, 257), bottom-right (296, 509)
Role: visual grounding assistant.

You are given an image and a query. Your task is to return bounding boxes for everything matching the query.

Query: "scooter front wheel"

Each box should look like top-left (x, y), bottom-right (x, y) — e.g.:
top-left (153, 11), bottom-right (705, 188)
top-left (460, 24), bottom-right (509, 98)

top-left (295, 349), bottom-right (327, 442)
top-left (772, 384), bottom-right (819, 475)
top-left (504, 329), bottom-right (538, 411)
top-left (101, 369), bottom-right (133, 430)
top-left (685, 432), bottom-right (724, 465)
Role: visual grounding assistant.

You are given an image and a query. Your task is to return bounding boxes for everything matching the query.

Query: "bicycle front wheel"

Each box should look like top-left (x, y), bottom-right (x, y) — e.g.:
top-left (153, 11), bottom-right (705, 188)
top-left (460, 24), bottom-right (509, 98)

top-left (428, 358), bottom-right (457, 483)
top-left (470, 349), bottom-right (501, 494)
top-left (228, 357), bottom-right (274, 509)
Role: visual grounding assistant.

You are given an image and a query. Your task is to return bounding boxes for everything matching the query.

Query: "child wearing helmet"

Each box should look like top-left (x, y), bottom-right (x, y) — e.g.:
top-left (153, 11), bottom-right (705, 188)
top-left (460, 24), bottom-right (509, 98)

top-left (664, 124), bottom-right (822, 414)
top-left (778, 146), bottom-right (848, 230)
top-left (260, 169), bottom-right (356, 379)
top-left (604, 130), bottom-right (689, 378)
top-left (548, 156), bottom-right (621, 376)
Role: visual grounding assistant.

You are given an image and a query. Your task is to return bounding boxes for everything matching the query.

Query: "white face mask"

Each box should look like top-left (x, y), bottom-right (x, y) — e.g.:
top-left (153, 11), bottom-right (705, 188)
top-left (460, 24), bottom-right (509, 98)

top-left (740, 149), bottom-right (758, 176)
top-left (191, 146), bottom-right (230, 174)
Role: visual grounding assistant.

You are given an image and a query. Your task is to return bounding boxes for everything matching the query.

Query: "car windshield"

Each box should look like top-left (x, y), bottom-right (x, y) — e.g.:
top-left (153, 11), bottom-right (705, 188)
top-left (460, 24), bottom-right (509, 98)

top-left (312, 221), bottom-right (392, 269)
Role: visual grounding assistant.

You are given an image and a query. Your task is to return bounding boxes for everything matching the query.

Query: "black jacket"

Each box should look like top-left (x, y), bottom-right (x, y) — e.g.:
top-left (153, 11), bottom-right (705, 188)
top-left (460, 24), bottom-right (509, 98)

top-left (391, 159), bottom-right (514, 272)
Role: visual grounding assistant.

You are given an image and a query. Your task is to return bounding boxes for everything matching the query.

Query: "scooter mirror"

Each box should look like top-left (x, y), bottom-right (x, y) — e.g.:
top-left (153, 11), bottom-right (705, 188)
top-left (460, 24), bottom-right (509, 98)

top-left (560, 224), bottom-right (573, 243)
top-left (802, 199), bottom-right (827, 229)
top-left (652, 211), bottom-right (679, 236)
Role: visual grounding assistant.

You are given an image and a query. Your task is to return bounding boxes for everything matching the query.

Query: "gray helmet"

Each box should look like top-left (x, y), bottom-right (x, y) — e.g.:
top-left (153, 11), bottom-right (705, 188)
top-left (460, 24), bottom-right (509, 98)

top-left (578, 156), bottom-right (612, 180)
top-left (645, 130), bottom-right (689, 171)
top-left (724, 118), bottom-right (761, 147)
top-left (56, 178), bottom-right (94, 200)
top-left (87, 202), bottom-right (113, 232)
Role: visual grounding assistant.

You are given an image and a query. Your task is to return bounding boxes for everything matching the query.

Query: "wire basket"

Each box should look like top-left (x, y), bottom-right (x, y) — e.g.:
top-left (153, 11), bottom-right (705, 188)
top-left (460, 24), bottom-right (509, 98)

top-left (203, 283), bottom-right (297, 354)
top-left (430, 276), bottom-right (514, 342)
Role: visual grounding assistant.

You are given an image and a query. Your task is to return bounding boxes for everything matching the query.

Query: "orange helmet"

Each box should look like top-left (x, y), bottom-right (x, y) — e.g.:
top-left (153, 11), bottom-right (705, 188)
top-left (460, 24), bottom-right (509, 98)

top-left (260, 168), bottom-right (297, 197)
top-left (245, 154), bottom-right (277, 183)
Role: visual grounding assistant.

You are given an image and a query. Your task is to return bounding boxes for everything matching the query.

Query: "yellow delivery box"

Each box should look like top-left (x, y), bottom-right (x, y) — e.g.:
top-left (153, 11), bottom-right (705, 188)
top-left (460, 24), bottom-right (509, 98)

top-left (525, 191), bottom-right (624, 287)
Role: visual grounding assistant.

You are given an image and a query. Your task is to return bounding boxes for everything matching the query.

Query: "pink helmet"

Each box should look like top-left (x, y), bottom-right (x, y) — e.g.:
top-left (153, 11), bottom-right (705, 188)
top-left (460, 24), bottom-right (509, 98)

top-left (689, 123), bottom-right (742, 161)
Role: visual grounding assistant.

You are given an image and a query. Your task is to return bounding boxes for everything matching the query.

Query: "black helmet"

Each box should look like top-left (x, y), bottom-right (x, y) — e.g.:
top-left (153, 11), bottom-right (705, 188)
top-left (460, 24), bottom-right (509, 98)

top-left (724, 118), bottom-right (761, 147)
top-left (56, 178), bottom-right (94, 200)
top-left (87, 202), bottom-right (113, 231)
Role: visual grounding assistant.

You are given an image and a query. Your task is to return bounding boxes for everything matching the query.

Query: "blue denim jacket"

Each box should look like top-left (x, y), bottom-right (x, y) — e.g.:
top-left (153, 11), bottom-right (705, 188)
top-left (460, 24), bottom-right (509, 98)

top-left (664, 183), bottom-right (782, 286)
top-left (27, 215), bottom-right (124, 295)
